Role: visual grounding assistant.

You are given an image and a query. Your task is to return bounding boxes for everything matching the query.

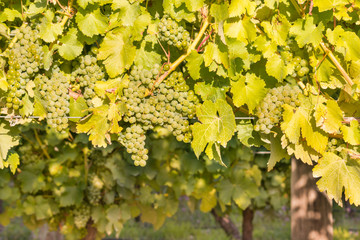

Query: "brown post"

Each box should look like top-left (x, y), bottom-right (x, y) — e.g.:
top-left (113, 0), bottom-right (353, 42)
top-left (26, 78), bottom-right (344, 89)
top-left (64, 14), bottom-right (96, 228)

top-left (291, 157), bottom-right (333, 240)
top-left (82, 221), bottom-right (97, 240)
top-left (242, 207), bottom-right (254, 240)
top-left (211, 209), bottom-right (241, 240)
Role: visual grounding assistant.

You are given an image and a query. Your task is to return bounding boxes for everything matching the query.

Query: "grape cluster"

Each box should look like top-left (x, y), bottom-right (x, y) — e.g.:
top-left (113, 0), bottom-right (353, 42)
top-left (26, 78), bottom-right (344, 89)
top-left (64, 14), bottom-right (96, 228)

top-left (291, 56), bottom-right (310, 78)
top-left (73, 205), bottom-right (91, 229)
top-left (5, 25), bottom-right (43, 111)
top-left (18, 144), bottom-right (42, 164)
top-left (254, 85), bottom-right (302, 134)
top-left (87, 173), bottom-right (103, 205)
top-left (158, 16), bottom-right (191, 51)
top-left (36, 68), bottom-right (70, 133)
top-left (70, 54), bottom-right (106, 107)
top-left (327, 138), bottom-right (347, 154)
top-left (121, 64), bottom-right (199, 166)
top-left (5, 62), bottom-right (24, 110)
top-left (119, 124), bottom-right (148, 167)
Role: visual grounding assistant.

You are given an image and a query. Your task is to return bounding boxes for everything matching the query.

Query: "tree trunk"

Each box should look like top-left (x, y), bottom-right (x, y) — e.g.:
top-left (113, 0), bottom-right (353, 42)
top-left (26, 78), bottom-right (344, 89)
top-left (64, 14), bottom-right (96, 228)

top-left (291, 157), bottom-right (333, 240)
top-left (242, 207), bottom-right (254, 240)
top-left (211, 209), bottom-right (241, 240)
top-left (82, 221), bottom-right (97, 240)
top-left (33, 224), bottom-right (64, 240)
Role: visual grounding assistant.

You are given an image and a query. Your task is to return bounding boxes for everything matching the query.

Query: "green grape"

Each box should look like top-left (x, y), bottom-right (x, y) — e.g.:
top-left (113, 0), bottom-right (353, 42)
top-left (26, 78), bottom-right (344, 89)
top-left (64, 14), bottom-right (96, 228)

top-left (70, 54), bottom-right (106, 107)
top-left (254, 85), bottom-right (302, 134)
top-left (73, 205), bottom-right (91, 229)
top-left (4, 25), bottom-right (44, 112)
top-left (158, 16), bottom-right (191, 51)
top-left (35, 70), bottom-right (70, 133)
top-left (120, 64), bottom-right (199, 166)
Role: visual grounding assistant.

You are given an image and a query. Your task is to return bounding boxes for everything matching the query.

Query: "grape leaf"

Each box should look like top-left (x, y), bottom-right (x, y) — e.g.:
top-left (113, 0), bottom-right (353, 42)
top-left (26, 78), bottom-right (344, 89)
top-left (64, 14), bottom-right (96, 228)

top-left (76, 7), bottom-right (108, 37)
top-left (0, 122), bottom-right (20, 168)
top-left (58, 28), bottom-right (83, 60)
top-left (106, 205), bottom-right (123, 235)
top-left (186, 51), bottom-right (204, 80)
top-left (0, 8), bottom-right (22, 22)
top-left (34, 196), bottom-right (58, 220)
top-left (224, 16), bottom-right (257, 43)
top-left (232, 168), bottom-right (260, 209)
top-left (131, 12), bottom-right (151, 41)
top-left (282, 104), bottom-right (328, 154)
top-left (183, 0), bottom-right (204, 12)
top-left (39, 10), bottom-right (63, 42)
top-left (268, 134), bottom-right (288, 171)
top-left (313, 152), bottom-right (360, 206)
top-left (236, 121), bottom-right (255, 147)
top-left (204, 42), bottom-right (229, 69)
top-left (261, 15), bottom-right (290, 46)
top-left (60, 186), bottom-right (84, 207)
top-left (69, 97), bottom-right (88, 122)
top-left (199, 188), bottom-right (217, 212)
top-left (341, 120), bottom-right (360, 145)
top-left (191, 99), bottom-right (236, 159)
top-left (314, 99), bottom-right (343, 134)
top-left (94, 76), bottom-right (129, 98)
top-left (230, 73), bottom-right (266, 113)
top-left (289, 16), bottom-right (324, 48)
top-left (77, 105), bottom-right (110, 147)
top-left (217, 179), bottom-right (234, 205)
top-left (133, 35), bottom-right (161, 70)
top-left (19, 93), bottom-right (34, 117)
top-left (228, 0), bottom-right (257, 17)
top-left (194, 82), bottom-right (228, 102)
top-left (97, 30), bottom-right (136, 78)
top-left (313, 0), bottom-right (348, 12)
top-left (107, 100), bottom-right (123, 134)
top-left (112, 0), bottom-right (140, 27)
top-left (3, 153), bottom-right (19, 174)
top-left (77, 0), bottom-right (101, 9)
top-left (0, 69), bottom-right (7, 91)
top-left (27, 0), bottom-right (47, 17)
top-left (265, 53), bottom-right (289, 81)
top-left (210, 3), bottom-right (229, 23)
top-left (326, 26), bottom-right (360, 61)
top-left (163, 0), bottom-right (195, 22)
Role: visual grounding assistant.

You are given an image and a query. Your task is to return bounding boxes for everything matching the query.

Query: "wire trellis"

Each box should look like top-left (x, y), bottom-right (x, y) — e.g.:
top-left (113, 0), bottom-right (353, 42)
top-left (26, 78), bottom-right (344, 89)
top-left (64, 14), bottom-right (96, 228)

top-left (0, 115), bottom-right (256, 120)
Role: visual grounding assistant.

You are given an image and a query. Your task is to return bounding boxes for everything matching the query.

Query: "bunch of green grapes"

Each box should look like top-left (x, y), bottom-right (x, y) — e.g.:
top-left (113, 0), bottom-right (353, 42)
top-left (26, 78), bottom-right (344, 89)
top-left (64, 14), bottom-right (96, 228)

top-left (73, 205), bottom-right (91, 229)
top-left (166, 71), bottom-right (190, 92)
top-left (119, 124), bottom-right (148, 167)
top-left (5, 25), bottom-right (43, 111)
top-left (279, 43), bottom-right (310, 79)
top-left (70, 54), bottom-right (106, 107)
top-left (291, 56), bottom-right (310, 78)
top-left (158, 16), bottom-right (191, 50)
top-left (17, 143), bottom-right (43, 164)
top-left (86, 173), bottom-right (103, 205)
top-left (36, 68), bottom-right (70, 132)
top-left (327, 138), bottom-right (349, 154)
top-left (121, 64), bottom-right (199, 166)
top-left (4, 61), bottom-right (24, 110)
top-left (254, 85), bottom-right (302, 134)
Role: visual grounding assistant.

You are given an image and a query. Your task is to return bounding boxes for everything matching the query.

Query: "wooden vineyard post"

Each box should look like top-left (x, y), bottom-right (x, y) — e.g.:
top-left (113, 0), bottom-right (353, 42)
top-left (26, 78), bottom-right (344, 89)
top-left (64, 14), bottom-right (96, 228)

top-left (291, 157), bottom-right (333, 240)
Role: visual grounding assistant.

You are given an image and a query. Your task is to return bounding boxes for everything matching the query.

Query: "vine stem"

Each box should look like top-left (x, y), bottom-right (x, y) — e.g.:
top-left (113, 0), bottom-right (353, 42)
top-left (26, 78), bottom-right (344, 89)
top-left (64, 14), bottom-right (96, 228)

top-left (320, 41), bottom-right (354, 86)
top-left (152, 17), bottom-right (211, 87)
top-left (60, 0), bottom-right (74, 27)
top-left (289, 0), bottom-right (304, 17)
top-left (83, 147), bottom-right (89, 183)
top-left (34, 129), bottom-right (51, 159)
